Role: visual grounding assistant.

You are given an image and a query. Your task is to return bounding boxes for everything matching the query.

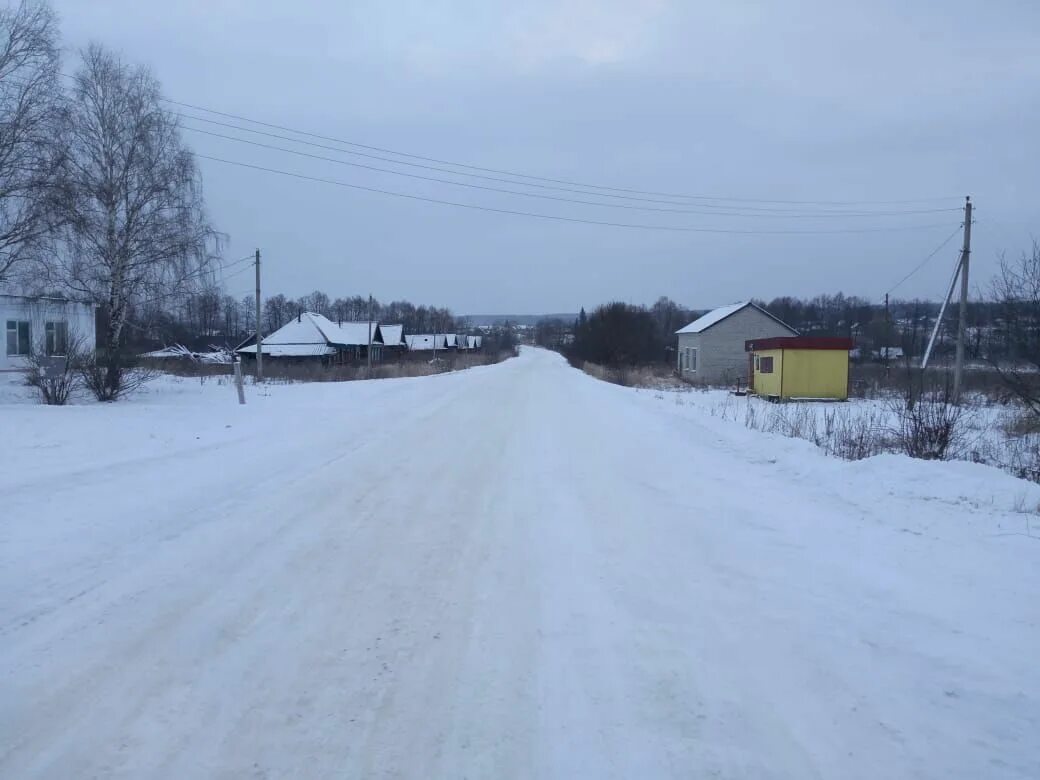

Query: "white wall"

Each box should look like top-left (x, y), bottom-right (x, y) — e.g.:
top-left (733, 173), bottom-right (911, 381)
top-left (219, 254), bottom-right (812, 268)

top-left (1, 296), bottom-right (96, 371)
top-left (678, 306), bottom-right (796, 385)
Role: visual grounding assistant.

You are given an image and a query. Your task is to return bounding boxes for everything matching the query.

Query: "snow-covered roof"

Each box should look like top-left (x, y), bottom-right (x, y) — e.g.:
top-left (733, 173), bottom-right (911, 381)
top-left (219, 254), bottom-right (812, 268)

top-left (240, 313), bottom-right (383, 354)
top-left (260, 313), bottom-right (328, 345)
top-left (444, 334), bottom-right (458, 348)
top-left (466, 335), bottom-right (482, 349)
top-left (309, 315), bottom-right (382, 347)
top-left (380, 324), bottom-right (405, 347)
top-left (237, 343), bottom-right (336, 357)
top-left (676, 301), bottom-right (795, 335)
top-left (406, 334), bottom-right (445, 351)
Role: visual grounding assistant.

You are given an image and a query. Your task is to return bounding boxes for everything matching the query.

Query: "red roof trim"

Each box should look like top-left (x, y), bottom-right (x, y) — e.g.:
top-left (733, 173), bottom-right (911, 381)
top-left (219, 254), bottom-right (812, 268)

top-left (745, 336), bottom-right (855, 352)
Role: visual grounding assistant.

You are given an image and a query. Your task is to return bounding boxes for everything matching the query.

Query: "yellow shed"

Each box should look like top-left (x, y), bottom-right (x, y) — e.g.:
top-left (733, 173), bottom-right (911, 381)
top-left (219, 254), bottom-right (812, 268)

top-left (744, 336), bottom-right (854, 400)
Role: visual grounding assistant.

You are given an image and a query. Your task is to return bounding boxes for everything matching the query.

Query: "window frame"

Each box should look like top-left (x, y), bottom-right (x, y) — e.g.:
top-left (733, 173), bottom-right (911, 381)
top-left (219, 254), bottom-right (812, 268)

top-left (45, 320), bottom-right (69, 356)
top-left (759, 355), bottom-right (774, 374)
top-left (6, 320), bottom-right (30, 357)
top-left (689, 347), bottom-right (698, 372)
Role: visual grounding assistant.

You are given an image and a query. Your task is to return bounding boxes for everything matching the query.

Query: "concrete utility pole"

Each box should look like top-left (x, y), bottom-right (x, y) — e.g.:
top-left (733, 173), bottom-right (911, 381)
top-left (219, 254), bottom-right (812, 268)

top-left (366, 294), bottom-right (373, 372)
top-left (254, 248), bottom-right (263, 382)
top-left (953, 197), bottom-right (972, 402)
top-left (233, 358), bottom-right (246, 404)
top-left (884, 292), bottom-right (891, 374)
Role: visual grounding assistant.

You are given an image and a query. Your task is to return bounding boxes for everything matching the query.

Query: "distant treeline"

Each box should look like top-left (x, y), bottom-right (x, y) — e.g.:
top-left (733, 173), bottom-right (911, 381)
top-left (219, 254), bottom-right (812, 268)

top-left (534, 293), bottom-right (1025, 368)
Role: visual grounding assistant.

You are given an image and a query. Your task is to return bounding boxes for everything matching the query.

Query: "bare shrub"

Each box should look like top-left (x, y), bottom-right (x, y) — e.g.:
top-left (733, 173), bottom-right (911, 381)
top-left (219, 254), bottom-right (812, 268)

top-left (893, 374), bottom-right (967, 460)
top-left (79, 355), bottom-right (156, 401)
top-left (1004, 435), bottom-right (1040, 484)
top-left (23, 345), bottom-right (83, 405)
top-left (579, 360), bottom-right (681, 389)
top-left (741, 398), bottom-right (888, 461)
top-left (823, 407), bottom-right (889, 461)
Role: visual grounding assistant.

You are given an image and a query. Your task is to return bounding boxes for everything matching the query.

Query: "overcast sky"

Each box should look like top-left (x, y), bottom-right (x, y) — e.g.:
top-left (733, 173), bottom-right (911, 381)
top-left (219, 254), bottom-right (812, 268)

top-left (51, 0), bottom-right (1040, 315)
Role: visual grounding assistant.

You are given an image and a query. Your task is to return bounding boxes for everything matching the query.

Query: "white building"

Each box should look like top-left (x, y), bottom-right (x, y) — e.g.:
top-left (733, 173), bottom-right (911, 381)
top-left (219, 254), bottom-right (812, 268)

top-left (675, 301), bottom-right (797, 385)
top-left (2, 294), bottom-right (96, 372)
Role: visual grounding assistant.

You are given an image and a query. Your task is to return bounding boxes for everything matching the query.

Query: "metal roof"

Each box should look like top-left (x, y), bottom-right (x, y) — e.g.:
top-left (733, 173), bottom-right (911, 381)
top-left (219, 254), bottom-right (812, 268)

top-left (745, 336), bottom-right (854, 352)
top-left (379, 324), bottom-right (405, 346)
top-left (237, 343), bottom-right (336, 357)
top-left (406, 334), bottom-right (447, 351)
top-left (676, 301), bottom-right (796, 335)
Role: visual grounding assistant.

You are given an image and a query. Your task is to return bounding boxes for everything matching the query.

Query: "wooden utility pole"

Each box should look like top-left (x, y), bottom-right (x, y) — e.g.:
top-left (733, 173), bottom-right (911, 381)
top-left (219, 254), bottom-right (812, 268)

top-left (254, 248), bottom-right (263, 382)
top-left (953, 197), bottom-right (972, 402)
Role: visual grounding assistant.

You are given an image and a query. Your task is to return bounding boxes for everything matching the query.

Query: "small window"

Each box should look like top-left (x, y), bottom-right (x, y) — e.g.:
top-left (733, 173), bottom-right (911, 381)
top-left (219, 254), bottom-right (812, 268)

top-left (760, 355), bottom-right (774, 374)
top-left (689, 348), bottom-right (698, 371)
top-left (754, 355), bottom-right (760, 370)
top-left (6, 320), bottom-right (30, 356)
top-left (45, 321), bottom-right (69, 356)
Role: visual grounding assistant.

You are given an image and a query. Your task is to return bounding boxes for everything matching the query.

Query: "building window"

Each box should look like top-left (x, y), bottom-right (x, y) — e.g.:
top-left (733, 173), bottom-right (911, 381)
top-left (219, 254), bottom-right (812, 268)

top-left (689, 348), bottom-right (698, 371)
top-left (6, 320), bottom-right (30, 356)
top-left (45, 321), bottom-right (69, 356)
top-left (759, 355), bottom-right (774, 374)
top-left (754, 355), bottom-right (760, 370)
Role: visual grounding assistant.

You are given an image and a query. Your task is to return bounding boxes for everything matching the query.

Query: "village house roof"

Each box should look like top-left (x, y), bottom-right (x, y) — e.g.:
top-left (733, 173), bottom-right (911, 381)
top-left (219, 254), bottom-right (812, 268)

top-left (237, 343), bottom-right (336, 357)
top-left (406, 334), bottom-right (448, 351)
top-left (676, 301), bottom-right (796, 335)
top-left (235, 312), bottom-right (382, 356)
top-left (379, 324), bottom-right (405, 347)
top-left (309, 315), bottom-right (381, 347)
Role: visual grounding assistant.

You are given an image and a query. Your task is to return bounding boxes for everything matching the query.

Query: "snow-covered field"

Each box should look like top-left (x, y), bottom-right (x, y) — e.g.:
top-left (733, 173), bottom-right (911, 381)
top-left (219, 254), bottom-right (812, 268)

top-left (2, 349), bottom-right (1038, 778)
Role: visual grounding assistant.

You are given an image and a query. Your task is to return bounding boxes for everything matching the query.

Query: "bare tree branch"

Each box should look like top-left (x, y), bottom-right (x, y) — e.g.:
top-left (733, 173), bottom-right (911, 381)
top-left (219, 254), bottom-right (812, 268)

top-left (0, 0), bottom-right (63, 284)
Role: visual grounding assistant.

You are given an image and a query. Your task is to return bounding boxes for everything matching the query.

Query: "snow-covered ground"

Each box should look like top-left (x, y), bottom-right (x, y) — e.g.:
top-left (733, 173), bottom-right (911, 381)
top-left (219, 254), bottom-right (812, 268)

top-left (2, 349), bottom-right (1038, 778)
top-left (634, 380), bottom-right (1040, 483)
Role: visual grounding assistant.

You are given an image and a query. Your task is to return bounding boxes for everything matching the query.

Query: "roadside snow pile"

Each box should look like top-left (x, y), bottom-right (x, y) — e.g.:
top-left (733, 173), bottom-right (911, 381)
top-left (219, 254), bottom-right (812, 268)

top-left (852, 454), bottom-right (1040, 516)
top-left (0, 371), bottom-right (31, 404)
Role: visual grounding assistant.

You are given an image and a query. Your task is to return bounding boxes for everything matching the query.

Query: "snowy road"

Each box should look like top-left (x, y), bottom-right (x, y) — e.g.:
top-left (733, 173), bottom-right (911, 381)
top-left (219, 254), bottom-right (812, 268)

top-left (2, 348), bottom-right (1038, 778)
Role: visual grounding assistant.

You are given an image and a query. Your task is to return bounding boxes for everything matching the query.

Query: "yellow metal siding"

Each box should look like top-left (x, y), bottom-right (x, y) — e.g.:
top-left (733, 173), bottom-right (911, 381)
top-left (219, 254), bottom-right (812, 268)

top-left (752, 349), bottom-right (783, 396)
top-left (779, 349), bottom-right (849, 399)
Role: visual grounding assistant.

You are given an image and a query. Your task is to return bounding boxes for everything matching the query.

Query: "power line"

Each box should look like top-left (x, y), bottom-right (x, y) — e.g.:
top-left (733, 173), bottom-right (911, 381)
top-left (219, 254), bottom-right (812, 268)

top-left (161, 94), bottom-right (960, 207)
top-left (197, 152), bottom-right (963, 236)
top-left (52, 70), bottom-right (964, 209)
top-left (183, 123), bottom-right (962, 220)
top-left (883, 226), bottom-right (964, 297)
top-left (179, 112), bottom-right (958, 217)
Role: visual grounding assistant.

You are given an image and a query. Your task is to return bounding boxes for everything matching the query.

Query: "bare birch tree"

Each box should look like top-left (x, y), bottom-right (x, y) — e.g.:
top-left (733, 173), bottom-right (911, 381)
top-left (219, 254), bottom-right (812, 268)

top-left (991, 240), bottom-right (1040, 416)
top-left (51, 44), bottom-right (219, 396)
top-left (0, 0), bottom-right (62, 284)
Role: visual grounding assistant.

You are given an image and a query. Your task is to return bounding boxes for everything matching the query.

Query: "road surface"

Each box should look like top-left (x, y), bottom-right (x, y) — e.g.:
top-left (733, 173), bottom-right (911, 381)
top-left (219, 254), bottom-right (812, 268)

top-left (2, 348), bottom-right (1037, 778)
